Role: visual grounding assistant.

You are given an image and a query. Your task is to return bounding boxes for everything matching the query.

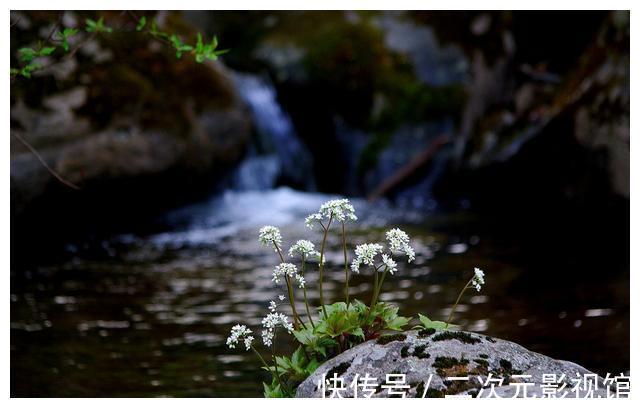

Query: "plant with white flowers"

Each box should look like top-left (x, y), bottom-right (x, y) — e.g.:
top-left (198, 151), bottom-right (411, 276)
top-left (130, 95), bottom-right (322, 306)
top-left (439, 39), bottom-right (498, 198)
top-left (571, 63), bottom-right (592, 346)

top-left (445, 267), bottom-right (486, 329)
top-left (226, 198), bottom-right (486, 397)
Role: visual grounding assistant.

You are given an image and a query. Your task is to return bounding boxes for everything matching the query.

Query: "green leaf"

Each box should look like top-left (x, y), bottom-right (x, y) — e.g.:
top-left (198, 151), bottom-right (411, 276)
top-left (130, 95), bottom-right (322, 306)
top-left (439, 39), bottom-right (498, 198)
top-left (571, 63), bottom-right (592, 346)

top-left (57, 28), bottom-right (78, 51)
top-left (63, 27), bottom-right (78, 36)
top-left (387, 316), bottom-right (410, 331)
top-left (305, 358), bottom-right (320, 375)
top-left (40, 46), bottom-right (56, 56)
top-left (418, 314), bottom-right (450, 330)
top-left (350, 326), bottom-right (365, 339)
top-left (136, 16), bottom-right (146, 31)
top-left (18, 48), bottom-right (36, 62)
top-left (263, 380), bottom-right (284, 398)
top-left (85, 18), bottom-right (97, 32)
top-left (85, 17), bottom-right (112, 33)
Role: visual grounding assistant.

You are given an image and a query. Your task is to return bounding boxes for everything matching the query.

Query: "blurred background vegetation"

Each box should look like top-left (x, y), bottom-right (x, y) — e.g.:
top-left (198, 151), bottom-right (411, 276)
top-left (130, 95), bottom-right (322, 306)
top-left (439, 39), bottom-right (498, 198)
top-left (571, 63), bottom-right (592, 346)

top-left (11, 10), bottom-right (629, 397)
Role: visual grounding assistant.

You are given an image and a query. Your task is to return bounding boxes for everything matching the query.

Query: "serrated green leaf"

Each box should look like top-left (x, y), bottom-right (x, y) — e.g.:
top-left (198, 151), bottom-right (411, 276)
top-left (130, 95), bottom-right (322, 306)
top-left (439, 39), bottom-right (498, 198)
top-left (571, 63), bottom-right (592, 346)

top-left (418, 314), bottom-right (450, 330)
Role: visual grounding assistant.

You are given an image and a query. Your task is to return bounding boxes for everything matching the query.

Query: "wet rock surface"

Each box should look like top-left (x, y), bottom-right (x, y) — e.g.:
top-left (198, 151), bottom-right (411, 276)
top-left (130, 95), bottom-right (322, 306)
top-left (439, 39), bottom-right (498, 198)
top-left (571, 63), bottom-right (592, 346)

top-left (296, 330), bottom-right (612, 398)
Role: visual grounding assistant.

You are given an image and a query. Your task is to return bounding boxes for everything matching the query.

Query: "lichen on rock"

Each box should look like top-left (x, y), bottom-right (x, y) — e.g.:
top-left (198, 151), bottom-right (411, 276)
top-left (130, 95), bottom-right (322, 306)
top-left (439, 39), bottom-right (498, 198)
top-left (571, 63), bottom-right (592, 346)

top-left (296, 330), bottom-right (613, 398)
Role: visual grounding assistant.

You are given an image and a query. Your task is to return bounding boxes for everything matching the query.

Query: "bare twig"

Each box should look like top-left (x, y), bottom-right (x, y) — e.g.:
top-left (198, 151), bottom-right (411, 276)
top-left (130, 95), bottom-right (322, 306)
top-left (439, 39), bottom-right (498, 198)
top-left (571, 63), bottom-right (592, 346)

top-left (12, 133), bottom-right (81, 190)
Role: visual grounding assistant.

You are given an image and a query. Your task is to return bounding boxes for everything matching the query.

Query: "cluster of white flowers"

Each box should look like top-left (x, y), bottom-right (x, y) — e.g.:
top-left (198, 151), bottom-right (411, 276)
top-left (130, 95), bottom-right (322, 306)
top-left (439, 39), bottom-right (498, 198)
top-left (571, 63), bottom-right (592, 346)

top-left (288, 239), bottom-right (320, 260)
top-left (304, 213), bottom-right (323, 229)
top-left (226, 324), bottom-right (254, 350)
top-left (295, 274), bottom-right (306, 289)
top-left (471, 267), bottom-right (485, 291)
top-left (350, 229), bottom-right (415, 274)
top-left (261, 312), bottom-right (294, 346)
top-left (272, 262), bottom-right (298, 284)
top-left (350, 243), bottom-right (384, 273)
top-left (381, 254), bottom-right (398, 274)
top-left (386, 228), bottom-right (416, 262)
top-left (258, 225), bottom-right (283, 250)
top-left (305, 198), bottom-right (357, 228)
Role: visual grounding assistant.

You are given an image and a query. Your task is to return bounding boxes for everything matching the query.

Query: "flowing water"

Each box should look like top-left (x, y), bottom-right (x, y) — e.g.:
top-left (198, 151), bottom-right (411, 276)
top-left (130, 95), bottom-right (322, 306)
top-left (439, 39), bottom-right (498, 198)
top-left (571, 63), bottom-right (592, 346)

top-left (10, 187), bottom-right (630, 397)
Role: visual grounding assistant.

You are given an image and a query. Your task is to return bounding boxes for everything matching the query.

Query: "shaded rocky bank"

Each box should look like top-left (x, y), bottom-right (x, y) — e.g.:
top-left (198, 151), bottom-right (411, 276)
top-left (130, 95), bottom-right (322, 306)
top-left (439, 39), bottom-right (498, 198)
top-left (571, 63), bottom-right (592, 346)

top-left (10, 12), bottom-right (253, 257)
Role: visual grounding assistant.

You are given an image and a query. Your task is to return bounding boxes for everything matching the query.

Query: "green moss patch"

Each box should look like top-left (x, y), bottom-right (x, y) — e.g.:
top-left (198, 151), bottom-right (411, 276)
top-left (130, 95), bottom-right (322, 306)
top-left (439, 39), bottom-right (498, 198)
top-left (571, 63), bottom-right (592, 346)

top-left (432, 331), bottom-right (481, 345)
top-left (418, 327), bottom-right (436, 337)
top-left (377, 333), bottom-right (407, 345)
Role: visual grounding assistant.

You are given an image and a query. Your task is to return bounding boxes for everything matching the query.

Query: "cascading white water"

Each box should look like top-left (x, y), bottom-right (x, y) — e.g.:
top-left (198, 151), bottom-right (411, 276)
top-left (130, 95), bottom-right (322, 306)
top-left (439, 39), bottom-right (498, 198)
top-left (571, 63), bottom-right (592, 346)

top-left (231, 73), bottom-right (315, 191)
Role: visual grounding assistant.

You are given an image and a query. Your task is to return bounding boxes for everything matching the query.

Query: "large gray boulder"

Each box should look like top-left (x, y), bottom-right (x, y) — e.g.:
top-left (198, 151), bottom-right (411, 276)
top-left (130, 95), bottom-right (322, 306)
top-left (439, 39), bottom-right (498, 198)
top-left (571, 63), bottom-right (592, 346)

top-left (296, 330), bottom-right (617, 398)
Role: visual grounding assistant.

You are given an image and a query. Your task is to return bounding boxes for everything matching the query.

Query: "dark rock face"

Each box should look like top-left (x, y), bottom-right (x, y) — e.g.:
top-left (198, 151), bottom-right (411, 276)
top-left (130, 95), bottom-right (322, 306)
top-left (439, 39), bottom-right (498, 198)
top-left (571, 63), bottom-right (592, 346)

top-left (296, 330), bottom-right (613, 398)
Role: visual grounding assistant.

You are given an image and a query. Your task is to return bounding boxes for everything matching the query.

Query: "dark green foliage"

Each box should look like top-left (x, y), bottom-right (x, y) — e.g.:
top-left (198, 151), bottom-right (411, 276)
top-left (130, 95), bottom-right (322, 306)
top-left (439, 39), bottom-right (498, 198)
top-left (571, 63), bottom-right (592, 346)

top-left (479, 353), bottom-right (489, 359)
top-left (484, 336), bottom-right (497, 343)
top-left (432, 331), bottom-right (481, 345)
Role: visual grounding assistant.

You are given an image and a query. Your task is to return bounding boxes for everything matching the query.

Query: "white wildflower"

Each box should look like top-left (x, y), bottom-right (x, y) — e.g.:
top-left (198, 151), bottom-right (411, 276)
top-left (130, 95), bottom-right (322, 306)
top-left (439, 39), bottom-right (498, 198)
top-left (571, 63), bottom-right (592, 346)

top-left (278, 294), bottom-right (286, 301)
top-left (304, 212), bottom-right (322, 229)
top-left (262, 329), bottom-right (274, 347)
top-left (381, 254), bottom-right (398, 274)
top-left (258, 225), bottom-right (282, 250)
top-left (319, 199), bottom-right (358, 222)
top-left (226, 324), bottom-right (252, 350)
top-left (261, 312), bottom-right (294, 346)
top-left (386, 228), bottom-right (416, 262)
top-left (305, 198), bottom-right (357, 228)
top-left (471, 267), bottom-right (485, 291)
top-left (288, 240), bottom-right (320, 260)
top-left (351, 243), bottom-right (384, 273)
top-left (243, 335), bottom-right (254, 350)
top-left (295, 274), bottom-right (306, 288)
top-left (272, 263), bottom-right (298, 284)
top-left (268, 300), bottom-right (277, 312)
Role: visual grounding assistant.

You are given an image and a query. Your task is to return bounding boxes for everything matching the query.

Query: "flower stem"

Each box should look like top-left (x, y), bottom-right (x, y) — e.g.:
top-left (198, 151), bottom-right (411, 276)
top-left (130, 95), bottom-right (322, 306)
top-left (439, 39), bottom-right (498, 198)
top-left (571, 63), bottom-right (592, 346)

top-left (251, 345), bottom-right (288, 396)
top-left (318, 215), bottom-right (333, 318)
top-left (445, 277), bottom-right (474, 329)
top-left (300, 256), bottom-right (315, 329)
top-left (274, 242), bottom-right (305, 330)
top-left (341, 221), bottom-right (349, 305)
top-left (366, 266), bottom-right (386, 322)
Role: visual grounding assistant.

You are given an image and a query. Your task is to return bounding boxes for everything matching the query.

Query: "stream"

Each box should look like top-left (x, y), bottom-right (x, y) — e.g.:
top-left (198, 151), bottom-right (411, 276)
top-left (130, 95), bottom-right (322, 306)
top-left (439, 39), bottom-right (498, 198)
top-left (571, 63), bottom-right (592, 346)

top-left (10, 186), bottom-right (630, 396)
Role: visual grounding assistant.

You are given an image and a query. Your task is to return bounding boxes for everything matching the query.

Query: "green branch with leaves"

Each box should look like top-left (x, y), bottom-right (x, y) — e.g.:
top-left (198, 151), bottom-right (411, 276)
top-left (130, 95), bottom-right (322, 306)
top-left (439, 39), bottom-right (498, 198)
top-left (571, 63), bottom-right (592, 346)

top-left (10, 14), bottom-right (228, 79)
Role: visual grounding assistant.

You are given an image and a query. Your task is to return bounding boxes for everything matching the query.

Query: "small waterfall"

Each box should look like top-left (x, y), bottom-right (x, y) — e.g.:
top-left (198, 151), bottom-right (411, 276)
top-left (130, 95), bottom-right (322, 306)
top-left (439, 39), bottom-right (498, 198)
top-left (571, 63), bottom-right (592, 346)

top-left (231, 73), bottom-right (315, 191)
